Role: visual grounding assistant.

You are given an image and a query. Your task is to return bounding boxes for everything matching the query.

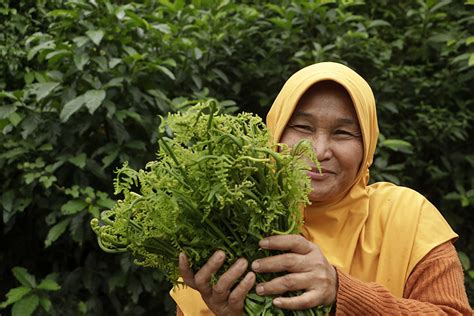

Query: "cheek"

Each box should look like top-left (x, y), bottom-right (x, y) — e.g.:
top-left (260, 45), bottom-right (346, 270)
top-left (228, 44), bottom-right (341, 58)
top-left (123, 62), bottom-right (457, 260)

top-left (279, 130), bottom-right (299, 147)
top-left (339, 141), bottom-right (364, 176)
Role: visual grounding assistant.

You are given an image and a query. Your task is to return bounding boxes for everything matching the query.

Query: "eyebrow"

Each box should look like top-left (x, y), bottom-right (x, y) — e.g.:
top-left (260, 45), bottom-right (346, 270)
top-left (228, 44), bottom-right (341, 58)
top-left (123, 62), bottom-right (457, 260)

top-left (292, 111), bottom-right (359, 126)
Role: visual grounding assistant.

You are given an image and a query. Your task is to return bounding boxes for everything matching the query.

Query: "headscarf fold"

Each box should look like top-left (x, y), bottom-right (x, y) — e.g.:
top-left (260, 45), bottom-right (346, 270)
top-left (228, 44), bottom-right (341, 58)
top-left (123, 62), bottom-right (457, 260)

top-left (171, 62), bottom-right (457, 314)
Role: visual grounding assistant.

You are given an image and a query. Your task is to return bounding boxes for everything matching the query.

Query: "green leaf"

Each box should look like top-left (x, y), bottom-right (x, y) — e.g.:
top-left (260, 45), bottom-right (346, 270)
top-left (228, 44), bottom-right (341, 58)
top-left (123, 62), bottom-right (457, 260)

top-left (156, 65), bottom-right (175, 80)
top-left (9, 112), bottom-right (23, 126)
top-left (74, 52), bottom-right (90, 71)
top-left (0, 91), bottom-right (18, 101)
top-left (153, 23), bottom-right (171, 34)
top-left (430, 0), bottom-right (452, 12)
top-left (84, 90), bottom-right (106, 114)
top-left (102, 149), bottom-right (119, 168)
top-left (380, 139), bottom-right (413, 154)
top-left (468, 53), bottom-right (474, 67)
top-left (458, 251), bottom-right (471, 270)
top-left (1, 190), bottom-right (14, 212)
top-left (367, 20), bottom-right (391, 28)
top-left (78, 301), bottom-right (87, 313)
top-left (44, 218), bottom-right (71, 248)
top-left (73, 36), bottom-right (89, 47)
top-left (12, 294), bottom-right (39, 316)
top-left (39, 297), bottom-right (52, 312)
top-left (0, 105), bottom-right (17, 119)
top-left (45, 49), bottom-right (70, 63)
top-left (37, 278), bottom-right (61, 291)
top-left (109, 58), bottom-right (122, 68)
top-left (12, 267), bottom-right (36, 288)
top-left (29, 82), bottom-right (60, 102)
top-left (69, 153), bottom-right (87, 168)
top-left (60, 95), bottom-right (85, 122)
top-left (86, 30), bottom-right (104, 46)
top-left (0, 286), bottom-right (31, 308)
top-left (194, 47), bottom-right (203, 60)
top-left (212, 68), bottom-right (229, 83)
top-left (97, 198), bottom-right (115, 209)
top-left (27, 40), bottom-right (55, 61)
top-left (61, 199), bottom-right (88, 215)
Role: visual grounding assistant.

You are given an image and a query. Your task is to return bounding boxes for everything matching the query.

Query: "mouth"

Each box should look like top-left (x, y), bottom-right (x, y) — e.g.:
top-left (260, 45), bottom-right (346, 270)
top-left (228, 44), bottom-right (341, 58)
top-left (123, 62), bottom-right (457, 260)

top-left (307, 167), bottom-right (335, 180)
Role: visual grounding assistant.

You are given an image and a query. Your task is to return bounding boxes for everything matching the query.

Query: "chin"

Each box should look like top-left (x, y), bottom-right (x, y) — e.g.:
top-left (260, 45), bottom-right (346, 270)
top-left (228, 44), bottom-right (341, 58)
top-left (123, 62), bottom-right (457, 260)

top-left (308, 189), bottom-right (336, 203)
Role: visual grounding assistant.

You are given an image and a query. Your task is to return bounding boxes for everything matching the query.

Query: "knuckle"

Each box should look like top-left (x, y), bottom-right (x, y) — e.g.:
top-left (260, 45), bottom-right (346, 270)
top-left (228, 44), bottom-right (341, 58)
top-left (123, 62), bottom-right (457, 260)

top-left (212, 284), bottom-right (227, 297)
top-left (282, 275), bottom-right (297, 290)
top-left (194, 274), bottom-right (207, 288)
top-left (282, 255), bottom-right (302, 271)
top-left (300, 296), bottom-right (314, 309)
top-left (295, 234), bottom-right (306, 243)
top-left (228, 292), bottom-right (243, 307)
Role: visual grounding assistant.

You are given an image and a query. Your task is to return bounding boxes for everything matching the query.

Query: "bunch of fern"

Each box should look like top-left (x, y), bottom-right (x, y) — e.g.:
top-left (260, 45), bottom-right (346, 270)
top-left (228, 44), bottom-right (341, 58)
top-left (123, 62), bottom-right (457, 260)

top-left (90, 101), bottom-right (329, 315)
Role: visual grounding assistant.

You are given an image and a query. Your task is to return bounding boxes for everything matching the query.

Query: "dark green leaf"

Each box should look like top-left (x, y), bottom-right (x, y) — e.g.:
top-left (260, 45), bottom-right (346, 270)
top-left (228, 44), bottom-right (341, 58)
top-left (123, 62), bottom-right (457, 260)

top-left (156, 65), bottom-right (175, 80)
top-left (380, 139), bottom-right (413, 154)
top-left (29, 82), bottom-right (60, 102)
top-left (74, 52), bottom-right (90, 71)
top-left (44, 219), bottom-right (71, 248)
top-left (61, 199), bottom-right (88, 215)
top-left (69, 153), bottom-right (87, 168)
top-left (12, 294), bottom-right (39, 316)
top-left (0, 286), bottom-right (31, 308)
top-left (60, 95), bottom-right (85, 122)
top-left (459, 252), bottom-right (471, 270)
top-left (39, 297), bottom-right (52, 312)
top-left (37, 278), bottom-right (61, 291)
top-left (12, 267), bottom-right (36, 288)
top-left (84, 89), bottom-right (106, 114)
top-left (86, 30), bottom-right (104, 46)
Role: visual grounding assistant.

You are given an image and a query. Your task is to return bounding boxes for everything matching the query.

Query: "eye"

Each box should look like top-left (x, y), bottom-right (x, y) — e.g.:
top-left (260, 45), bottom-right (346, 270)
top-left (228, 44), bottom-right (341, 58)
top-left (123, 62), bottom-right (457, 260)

top-left (334, 129), bottom-right (356, 137)
top-left (335, 129), bottom-right (352, 135)
top-left (289, 124), bottom-right (313, 133)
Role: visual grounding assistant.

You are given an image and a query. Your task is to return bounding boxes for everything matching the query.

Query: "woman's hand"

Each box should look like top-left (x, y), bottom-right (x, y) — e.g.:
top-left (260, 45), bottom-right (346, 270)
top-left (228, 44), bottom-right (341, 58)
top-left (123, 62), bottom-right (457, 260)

top-left (179, 250), bottom-right (256, 316)
top-left (251, 234), bottom-right (337, 310)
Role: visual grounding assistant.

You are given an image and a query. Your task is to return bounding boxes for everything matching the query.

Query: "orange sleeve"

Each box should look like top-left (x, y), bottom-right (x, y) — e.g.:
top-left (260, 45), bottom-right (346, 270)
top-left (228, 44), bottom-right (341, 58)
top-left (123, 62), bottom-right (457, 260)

top-left (334, 241), bottom-right (473, 315)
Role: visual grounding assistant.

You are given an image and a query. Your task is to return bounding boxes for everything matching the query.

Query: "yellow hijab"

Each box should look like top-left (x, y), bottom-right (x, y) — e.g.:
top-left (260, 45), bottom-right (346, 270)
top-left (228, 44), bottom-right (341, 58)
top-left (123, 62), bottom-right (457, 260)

top-left (171, 62), bottom-right (457, 315)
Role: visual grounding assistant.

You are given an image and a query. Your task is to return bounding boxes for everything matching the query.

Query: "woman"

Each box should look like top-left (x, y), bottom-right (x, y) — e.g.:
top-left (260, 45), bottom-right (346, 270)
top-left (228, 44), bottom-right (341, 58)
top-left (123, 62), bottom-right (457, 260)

top-left (171, 62), bottom-right (472, 315)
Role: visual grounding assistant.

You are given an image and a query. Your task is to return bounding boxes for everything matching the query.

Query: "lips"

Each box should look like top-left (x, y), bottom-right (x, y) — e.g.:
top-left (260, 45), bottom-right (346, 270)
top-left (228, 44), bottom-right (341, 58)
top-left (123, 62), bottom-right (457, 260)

top-left (307, 167), bottom-right (335, 180)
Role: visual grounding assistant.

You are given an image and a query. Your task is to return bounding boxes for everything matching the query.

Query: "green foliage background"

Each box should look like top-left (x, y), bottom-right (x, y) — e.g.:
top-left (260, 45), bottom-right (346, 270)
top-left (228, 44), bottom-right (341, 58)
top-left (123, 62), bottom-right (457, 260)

top-left (0, 0), bottom-right (472, 314)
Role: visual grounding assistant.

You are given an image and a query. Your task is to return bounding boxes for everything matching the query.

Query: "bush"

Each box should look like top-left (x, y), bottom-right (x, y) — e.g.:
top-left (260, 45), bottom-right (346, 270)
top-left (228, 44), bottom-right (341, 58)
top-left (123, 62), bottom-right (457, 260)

top-left (1, 1), bottom-right (472, 314)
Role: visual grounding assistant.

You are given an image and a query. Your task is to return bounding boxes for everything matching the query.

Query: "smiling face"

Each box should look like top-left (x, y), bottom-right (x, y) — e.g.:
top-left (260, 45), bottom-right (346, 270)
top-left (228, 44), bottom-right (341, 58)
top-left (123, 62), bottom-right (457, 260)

top-left (280, 81), bottom-right (364, 202)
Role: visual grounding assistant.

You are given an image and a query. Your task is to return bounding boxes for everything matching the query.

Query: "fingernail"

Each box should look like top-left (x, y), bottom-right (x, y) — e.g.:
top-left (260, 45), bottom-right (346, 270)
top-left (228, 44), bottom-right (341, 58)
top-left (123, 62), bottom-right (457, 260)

top-left (237, 258), bottom-right (247, 268)
top-left (273, 298), bottom-right (281, 306)
top-left (260, 239), bottom-right (269, 248)
top-left (245, 272), bottom-right (255, 282)
top-left (251, 261), bottom-right (260, 270)
top-left (215, 250), bottom-right (225, 260)
top-left (256, 284), bottom-right (264, 295)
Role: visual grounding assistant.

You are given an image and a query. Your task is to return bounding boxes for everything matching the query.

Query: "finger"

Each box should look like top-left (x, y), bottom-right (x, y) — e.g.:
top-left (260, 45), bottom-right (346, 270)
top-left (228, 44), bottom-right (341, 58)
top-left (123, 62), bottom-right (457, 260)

top-left (255, 272), bottom-right (311, 295)
top-left (212, 258), bottom-right (248, 301)
top-left (179, 253), bottom-right (197, 289)
top-left (228, 272), bottom-right (256, 310)
top-left (194, 250), bottom-right (226, 295)
top-left (259, 234), bottom-right (315, 254)
top-left (273, 290), bottom-right (320, 310)
top-left (252, 253), bottom-right (308, 273)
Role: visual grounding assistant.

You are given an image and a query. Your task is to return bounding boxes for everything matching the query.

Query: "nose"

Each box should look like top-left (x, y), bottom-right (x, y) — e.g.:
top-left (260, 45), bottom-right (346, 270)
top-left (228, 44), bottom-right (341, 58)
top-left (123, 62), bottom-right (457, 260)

top-left (312, 132), bottom-right (332, 161)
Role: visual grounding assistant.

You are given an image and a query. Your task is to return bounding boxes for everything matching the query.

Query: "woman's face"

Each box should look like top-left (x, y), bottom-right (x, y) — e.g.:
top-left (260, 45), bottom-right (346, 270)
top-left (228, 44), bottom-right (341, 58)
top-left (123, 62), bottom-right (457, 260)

top-left (280, 82), bottom-right (364, 202)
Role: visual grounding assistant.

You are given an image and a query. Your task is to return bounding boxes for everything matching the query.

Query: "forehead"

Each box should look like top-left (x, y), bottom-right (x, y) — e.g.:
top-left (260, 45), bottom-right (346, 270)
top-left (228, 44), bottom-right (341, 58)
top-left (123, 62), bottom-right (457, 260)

top-left (293, 81), bottom-right (358, 121)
